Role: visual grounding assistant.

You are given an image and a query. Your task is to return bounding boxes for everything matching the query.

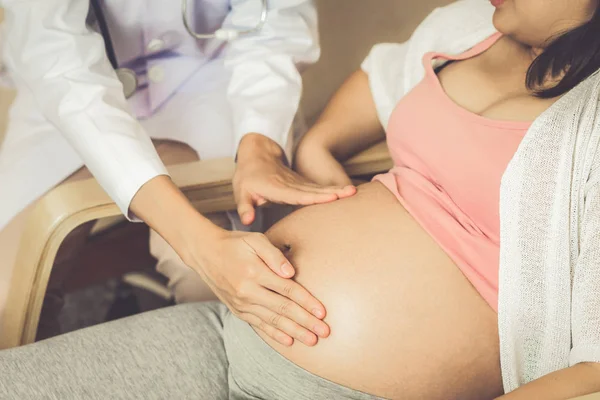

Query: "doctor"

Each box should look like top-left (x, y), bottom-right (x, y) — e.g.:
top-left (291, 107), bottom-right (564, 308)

top-left (0, 0), bottom-right (355, 347)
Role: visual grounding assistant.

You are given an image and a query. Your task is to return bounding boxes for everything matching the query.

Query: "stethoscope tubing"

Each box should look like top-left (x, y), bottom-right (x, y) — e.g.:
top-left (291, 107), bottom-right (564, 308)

top-left (90, 0), bottom-right (269, 98)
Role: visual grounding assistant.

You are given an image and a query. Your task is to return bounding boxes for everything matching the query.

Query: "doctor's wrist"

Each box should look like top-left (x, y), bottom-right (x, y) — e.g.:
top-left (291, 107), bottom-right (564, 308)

top-left (129, 175), bottom-right (224, 262)
top-left (157, 203), bottom-right (228, 267)
top-left (175, 216), bottom-right (228, 268)
top-left (237, 133), bottom-right (284, 164)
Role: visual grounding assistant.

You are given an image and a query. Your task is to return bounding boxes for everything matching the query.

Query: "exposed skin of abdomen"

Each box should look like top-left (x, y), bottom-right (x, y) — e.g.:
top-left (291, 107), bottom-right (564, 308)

top-left (259, 182), bottom-right (503, 400)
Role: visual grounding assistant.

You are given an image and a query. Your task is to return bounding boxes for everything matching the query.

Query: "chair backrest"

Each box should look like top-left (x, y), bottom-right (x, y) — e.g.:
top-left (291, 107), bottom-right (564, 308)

top-left (0, 8), bottom-right (15, 147)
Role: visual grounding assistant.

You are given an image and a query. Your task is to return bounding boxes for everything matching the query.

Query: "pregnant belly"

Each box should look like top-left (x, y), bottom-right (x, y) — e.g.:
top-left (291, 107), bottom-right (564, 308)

top-left (260, 181), bottom-right (502, 400)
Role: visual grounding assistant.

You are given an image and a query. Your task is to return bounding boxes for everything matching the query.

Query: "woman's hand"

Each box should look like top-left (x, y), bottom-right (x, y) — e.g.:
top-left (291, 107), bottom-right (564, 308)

top-left (185, 226), bottom-right (330, 347)
top-left (295, 69), bottom-right (387, 185)
top-left (494, 363), bottom-right (600, 400)
top-left (294, 136), bottom-right (353, 187)
top-left (233, 133), bottom-right (356, 225)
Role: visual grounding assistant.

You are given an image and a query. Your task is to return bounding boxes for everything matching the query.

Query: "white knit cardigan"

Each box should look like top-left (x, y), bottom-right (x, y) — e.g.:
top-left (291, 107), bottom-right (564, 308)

top-left (361, 0), bottom-right (600, 392)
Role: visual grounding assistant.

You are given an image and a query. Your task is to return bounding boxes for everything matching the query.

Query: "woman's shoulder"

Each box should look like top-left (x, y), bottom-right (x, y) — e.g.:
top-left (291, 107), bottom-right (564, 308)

top-left (363, 0), bottom-right (498, 74)
top-left (359, 1), bottom-right (500, 129)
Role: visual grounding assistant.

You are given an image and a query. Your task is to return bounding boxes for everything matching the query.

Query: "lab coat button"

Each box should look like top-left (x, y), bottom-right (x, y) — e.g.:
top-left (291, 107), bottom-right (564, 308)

top-left (147, 39), bottom-right (165, 54)
top-left (148, 66), bottom-right (165, 84)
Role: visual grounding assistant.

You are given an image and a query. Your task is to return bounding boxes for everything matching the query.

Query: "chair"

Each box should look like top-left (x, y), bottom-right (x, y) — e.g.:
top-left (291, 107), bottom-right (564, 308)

top-left (0, 142), bottom-right (392, 350)
top-left (2, 2), bottom-right (599, 398)
top-left (0, 0), bottom-right (431, 350)
top-left (3, 148), bottom-right (600, 400)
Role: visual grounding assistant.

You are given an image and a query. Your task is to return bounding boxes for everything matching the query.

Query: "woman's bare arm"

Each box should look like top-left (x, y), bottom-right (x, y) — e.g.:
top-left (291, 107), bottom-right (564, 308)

top-left (496, 363), bottom-right (600, 400)
top-left (294, 70), bottom-right (385, 186)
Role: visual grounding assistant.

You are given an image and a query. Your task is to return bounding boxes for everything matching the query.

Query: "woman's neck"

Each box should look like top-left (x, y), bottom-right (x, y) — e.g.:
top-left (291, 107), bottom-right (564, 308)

top-left (503, 35), bottom-right (565, 94)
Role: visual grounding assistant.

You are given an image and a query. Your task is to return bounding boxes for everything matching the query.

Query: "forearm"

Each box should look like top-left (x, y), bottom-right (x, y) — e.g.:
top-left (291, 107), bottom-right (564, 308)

top-left (4, 0), bottom-right (168, 219)
top-left (299, 70), bottom-right (384, 161)
top-left (497, 363), bottom-right (600, 400)
top-left (129, 176), bottom-right (223, 267)
top-left (294, 144), bottom-right (352, 187)
top-left (237, 133), bottom-right (285, 169)
top-left (295, 70), bottom-right (384, 184)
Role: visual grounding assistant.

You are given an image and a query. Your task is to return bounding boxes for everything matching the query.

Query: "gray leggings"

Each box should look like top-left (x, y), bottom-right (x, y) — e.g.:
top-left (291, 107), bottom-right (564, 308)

top-left (0, 302), bottom-right (383, 399)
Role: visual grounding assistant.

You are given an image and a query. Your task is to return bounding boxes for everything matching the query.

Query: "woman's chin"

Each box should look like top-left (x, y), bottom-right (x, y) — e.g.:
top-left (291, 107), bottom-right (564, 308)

top-left (492, 11), bottom-right (511, 37)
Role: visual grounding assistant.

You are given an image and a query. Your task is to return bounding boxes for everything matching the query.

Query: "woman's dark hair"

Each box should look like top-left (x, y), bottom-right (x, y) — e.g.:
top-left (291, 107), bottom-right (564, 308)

top-left (527, 4), bottom-right (600, 98)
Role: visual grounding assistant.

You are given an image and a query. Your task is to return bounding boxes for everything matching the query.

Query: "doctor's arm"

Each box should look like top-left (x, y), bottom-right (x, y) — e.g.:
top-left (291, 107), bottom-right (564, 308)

top-left (223, 0), bottom-right (355, 225)
top-left (3, 0), bottom-right (329, 348)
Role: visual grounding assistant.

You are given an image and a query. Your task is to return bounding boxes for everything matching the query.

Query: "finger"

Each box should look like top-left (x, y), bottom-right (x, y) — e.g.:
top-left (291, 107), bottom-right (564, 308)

top-left (255, 288), bottom-right (330, 340)
top-left (246, 234), bottom-right (295, 278)
top-left (236, 191), bottom-right (256, 225)
top-left (249, 304), bottom-right (318, 346)
top-left (262, 273), bottom-right (327, 321)
top-left (288, 178), bottom-right (348, 192)
top-left (336, 185), bottom-right (358, 199)
top-left (335, 184), bottom-right (357, 198)
top-left (292, 190), bottom-right (340, 206)
top-left (266, 184), bottom-right (340, 206)
top-left (283, 169), bottom-right (356, 196)
top-left (240, 313), bottom-right (293, 346)
top-left (288, 182), bottom-right (357, 199)
top-left (287, 179), bottom-right (338, 190)
top-left (256, 196), bottom-right (268, 207)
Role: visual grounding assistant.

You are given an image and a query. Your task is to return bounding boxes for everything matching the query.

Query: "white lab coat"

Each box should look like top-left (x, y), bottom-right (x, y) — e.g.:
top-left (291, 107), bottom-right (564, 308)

top-left (0, 0), bottom-right (319, 231)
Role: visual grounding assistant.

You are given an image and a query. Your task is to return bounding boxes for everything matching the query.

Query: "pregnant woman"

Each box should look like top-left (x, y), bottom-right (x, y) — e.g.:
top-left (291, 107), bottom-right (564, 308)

top-left (1, 0), bottom-right (600, 399)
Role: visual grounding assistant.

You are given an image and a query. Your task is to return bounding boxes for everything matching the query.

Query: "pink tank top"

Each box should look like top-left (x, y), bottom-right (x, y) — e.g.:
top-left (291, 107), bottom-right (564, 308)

top-left (374, 33), bottom-right (530, 311)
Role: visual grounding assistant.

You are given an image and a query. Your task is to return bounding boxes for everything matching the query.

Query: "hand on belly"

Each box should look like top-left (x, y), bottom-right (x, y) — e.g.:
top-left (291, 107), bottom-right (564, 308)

top-left (256, 182), bottom-right (503, 400)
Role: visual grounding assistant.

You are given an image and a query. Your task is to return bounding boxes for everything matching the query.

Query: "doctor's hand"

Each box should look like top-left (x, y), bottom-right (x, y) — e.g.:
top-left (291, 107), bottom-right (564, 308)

top-left (187, 226), bottom-right (330, 347)
top-left (234, 133), bottom-right (356, 225)
top-left (130, 176), bottom-right (328, 347)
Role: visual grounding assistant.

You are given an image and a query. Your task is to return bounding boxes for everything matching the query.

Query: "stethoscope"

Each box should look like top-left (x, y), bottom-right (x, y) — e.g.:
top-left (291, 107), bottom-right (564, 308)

top-left (90, 0), bottom-right (269, 98)
top-left (182, 0), bottom-right (268, 41)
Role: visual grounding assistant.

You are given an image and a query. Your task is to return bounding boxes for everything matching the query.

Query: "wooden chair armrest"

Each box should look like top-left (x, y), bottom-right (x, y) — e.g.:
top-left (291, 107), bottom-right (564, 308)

top-left (4, 141), bottom-right (599, 400)
top-left (343, 141), bottom-right (392, 177)
top-left (571, 392), bottom-right (600, 399)
top-left (1, 142), bottom-right (392, 349)
top-left (1, 158), bottom-right (236, 349)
